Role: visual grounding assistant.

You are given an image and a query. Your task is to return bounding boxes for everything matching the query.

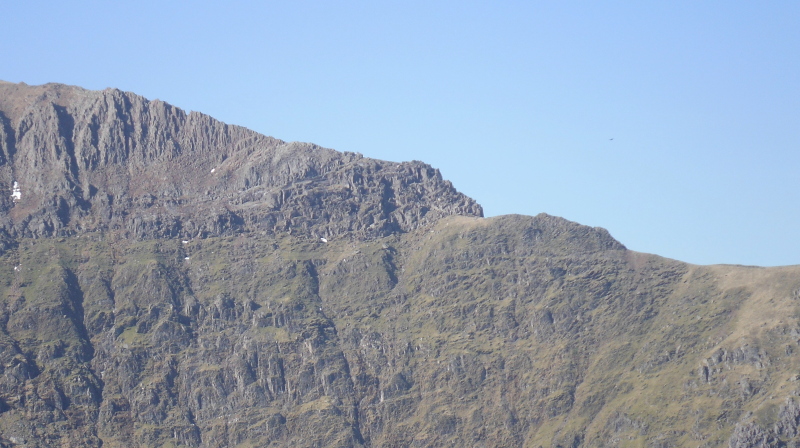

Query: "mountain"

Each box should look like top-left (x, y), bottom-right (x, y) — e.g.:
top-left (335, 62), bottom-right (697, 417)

top-left (0, 81), bottom-right (481, 241)
top-left (0, 81), bottom-right (798, 447)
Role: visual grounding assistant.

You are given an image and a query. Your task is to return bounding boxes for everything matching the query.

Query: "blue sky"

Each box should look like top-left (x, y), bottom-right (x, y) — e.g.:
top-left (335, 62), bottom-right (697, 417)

top-left (3, 1), bottom-right (799, 266)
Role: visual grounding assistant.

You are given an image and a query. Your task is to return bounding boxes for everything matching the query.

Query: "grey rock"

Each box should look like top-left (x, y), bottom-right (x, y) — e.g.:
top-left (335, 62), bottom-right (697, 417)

top-left (1, 81), bottom-right (800, 448)
top-left (0, 81), bottom-right (482, 241)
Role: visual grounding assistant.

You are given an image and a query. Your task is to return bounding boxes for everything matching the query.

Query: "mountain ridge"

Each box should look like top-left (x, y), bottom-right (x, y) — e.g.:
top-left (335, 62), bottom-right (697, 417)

top-left (0, 81), bottom-right (798, 448)
top-left (0, 81), bottom-right (482, 241)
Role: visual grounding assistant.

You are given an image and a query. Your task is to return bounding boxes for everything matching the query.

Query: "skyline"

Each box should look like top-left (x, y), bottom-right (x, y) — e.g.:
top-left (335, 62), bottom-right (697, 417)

top-left (2, 1), bottom-right (799, 266)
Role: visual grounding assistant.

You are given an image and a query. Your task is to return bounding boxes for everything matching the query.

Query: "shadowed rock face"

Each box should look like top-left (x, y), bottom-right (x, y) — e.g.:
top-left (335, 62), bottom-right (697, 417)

top-left (0, 82), bottom-right (799, 448)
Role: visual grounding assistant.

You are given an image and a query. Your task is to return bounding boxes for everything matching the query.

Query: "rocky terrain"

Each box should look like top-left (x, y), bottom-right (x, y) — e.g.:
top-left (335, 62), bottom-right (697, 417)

top-left (0, 81), bottom-right (799, 447)
top-left (0, 81), bottom-right (480, 241)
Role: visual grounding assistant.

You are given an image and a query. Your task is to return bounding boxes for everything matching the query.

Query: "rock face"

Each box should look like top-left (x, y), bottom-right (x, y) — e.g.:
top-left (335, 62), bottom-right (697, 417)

top-left (0, 81), bottom-right (481, 241)
top-left (1, 81), bottom-right (800, 447)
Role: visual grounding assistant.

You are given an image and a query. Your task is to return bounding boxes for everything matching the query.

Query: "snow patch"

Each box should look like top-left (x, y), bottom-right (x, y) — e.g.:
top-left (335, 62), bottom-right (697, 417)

top-left (10, 181), bottom-right (20, 202)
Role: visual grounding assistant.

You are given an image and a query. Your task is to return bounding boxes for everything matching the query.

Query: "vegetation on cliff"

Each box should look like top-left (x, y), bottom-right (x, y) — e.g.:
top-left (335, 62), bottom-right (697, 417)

top-left (0, 82), bottom-right (798, 447)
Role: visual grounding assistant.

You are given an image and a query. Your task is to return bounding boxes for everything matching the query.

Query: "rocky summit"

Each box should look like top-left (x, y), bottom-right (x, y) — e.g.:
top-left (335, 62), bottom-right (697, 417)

top-left (0, 81), bottom-right (799, 448)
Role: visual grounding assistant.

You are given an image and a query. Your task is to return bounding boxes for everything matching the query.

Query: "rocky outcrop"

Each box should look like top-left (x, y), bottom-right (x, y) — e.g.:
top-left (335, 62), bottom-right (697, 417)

top-left (0, 81), bottom-right (481, 240)
top-left (1, 81), bottom-right (799, 448)
top-left (727, 398), bottom-right (800, 447)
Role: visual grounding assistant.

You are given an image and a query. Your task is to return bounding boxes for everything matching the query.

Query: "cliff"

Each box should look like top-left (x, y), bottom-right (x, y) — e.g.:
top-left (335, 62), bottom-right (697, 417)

top-left (0, 82), bottom-right (799, 447)
top-left (0, 81), bottom-right (481, 240)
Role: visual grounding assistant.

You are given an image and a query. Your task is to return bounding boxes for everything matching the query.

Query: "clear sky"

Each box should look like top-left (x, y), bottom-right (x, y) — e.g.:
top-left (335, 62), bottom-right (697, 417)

top-left (3, 1), bottom-right (799, 266)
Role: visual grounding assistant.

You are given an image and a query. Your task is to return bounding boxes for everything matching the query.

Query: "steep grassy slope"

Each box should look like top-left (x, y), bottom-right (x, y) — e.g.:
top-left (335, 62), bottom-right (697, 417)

top-left (0, 214), bottom-right (798, 447)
